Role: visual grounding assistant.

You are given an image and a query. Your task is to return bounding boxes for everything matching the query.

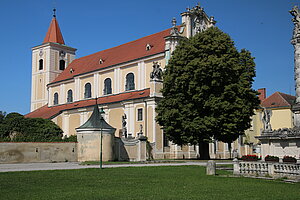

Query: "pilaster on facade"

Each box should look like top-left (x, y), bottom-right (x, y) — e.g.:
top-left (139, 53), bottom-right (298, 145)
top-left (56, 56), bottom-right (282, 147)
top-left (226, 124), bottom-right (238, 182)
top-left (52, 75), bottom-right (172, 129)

top-left (74, 77), bottom-right (80, 101)
top-left (137, 62), bottom-right (141, 90)
top-left (48, 87), bottom-right (53, 106)
top-left (114, 68), bottom-right (120, 94)
top-left (94, 73), bottom-right (99, 98)
top-left (60, 83), bottom-right (65, 104)
top-left (62, 112), bottom-right (69, 137)
top-left (123, 102), bottom-right (135, 137)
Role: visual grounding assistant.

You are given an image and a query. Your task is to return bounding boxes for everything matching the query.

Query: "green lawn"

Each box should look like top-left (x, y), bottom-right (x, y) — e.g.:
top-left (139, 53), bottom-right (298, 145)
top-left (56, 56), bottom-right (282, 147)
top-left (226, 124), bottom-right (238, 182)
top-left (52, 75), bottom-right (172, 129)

top-left (0, 166), bottom-right (299, 200)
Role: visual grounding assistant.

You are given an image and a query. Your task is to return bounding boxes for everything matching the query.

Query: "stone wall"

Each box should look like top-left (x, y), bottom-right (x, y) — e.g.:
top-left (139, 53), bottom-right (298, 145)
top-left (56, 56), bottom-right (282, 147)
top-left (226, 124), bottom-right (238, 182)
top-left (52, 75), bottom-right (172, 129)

top-left (0, 142), bottom-right (77, 163)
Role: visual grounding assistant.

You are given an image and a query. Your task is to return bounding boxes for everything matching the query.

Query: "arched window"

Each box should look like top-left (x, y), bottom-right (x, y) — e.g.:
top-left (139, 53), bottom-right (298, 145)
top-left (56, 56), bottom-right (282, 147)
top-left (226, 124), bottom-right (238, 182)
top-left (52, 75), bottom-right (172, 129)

top-left (103, 78), bottom-right (112, 95)
top-left (53, 93), bottom-right (59, 105)
top-left (59, 60), bottom-right (66, 70)
top-left (84, 83), bottom-right (92, 99)
top-left (125, 73), bottom-right (135, 91)
top-left (67, 89), bottom-right (73, 103)
top-left (39, 59), bottom-right (43, 70)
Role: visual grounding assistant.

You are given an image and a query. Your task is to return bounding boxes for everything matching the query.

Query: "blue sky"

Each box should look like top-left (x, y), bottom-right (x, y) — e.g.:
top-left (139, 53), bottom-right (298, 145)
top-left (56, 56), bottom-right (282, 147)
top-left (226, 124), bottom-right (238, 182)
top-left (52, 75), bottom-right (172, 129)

top-left (0, 0), bottom-right (299, 114)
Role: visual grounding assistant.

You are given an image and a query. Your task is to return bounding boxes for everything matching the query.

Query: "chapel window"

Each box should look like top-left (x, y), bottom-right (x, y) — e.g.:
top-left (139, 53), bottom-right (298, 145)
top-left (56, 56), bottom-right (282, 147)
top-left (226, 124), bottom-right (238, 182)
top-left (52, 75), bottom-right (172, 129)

top-left (39, 59), bottom-right (43, 70)
top-left (137, 108), bottom-right (143, 121)
top-left (67, 89), bottom-right (73, 103)
top-left (59, 60), bottom-right (66, 70)
top-left (53, 92), bottom-right (59, 105)
top-left (125, 73), bottom-right (135, 91)
top-left (103, 78), bottom-right (112, 95)
top-left (84, 83), bottom-right (92, 99)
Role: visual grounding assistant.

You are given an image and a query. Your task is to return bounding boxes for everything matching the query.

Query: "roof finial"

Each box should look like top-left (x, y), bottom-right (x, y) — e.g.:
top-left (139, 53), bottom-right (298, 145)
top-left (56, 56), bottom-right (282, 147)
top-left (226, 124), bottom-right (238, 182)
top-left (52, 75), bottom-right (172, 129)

top-left (172, 17), bottom-right (177, 27)
top-left (53, 8), bottom-right (56, 18)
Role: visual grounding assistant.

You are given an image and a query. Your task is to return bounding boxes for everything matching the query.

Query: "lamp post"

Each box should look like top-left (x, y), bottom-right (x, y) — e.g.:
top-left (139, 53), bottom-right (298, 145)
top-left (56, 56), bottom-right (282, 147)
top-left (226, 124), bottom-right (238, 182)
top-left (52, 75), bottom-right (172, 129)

top-left (99, 107), bottom-right (105, 169)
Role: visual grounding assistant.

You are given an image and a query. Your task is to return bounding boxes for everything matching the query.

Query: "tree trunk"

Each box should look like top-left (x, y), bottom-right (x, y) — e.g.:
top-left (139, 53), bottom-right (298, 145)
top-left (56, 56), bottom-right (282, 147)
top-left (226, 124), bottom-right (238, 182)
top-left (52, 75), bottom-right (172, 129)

top-left (199, 140), bottom-right (210, 160)
top-left (228, 142), bottom-right (232, 159)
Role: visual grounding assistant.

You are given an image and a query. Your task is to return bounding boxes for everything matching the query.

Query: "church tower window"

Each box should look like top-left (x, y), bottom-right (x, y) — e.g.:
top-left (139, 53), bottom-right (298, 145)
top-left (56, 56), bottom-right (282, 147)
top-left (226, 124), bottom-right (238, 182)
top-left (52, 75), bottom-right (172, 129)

top-left (53, 93), bottom-right (59, 105)
top-left (103, 78), bottom-right (112, 95)
top-left (59, 60), bottom-right (66, 70)
top-left (125, 73), bottom-right (135, 91)
top-left (67, 89), bottom-right (73, 103)
top-left (84, 83), bottom-right (92, 99)
top-left (39, 59), bottom-right (43, 70)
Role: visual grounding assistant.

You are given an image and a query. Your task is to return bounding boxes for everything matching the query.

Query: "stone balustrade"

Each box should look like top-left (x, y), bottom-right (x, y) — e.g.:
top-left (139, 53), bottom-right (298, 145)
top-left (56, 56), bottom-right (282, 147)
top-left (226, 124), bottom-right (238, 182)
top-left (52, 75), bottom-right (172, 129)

top-left (234, 161), bottom-right (300, 178)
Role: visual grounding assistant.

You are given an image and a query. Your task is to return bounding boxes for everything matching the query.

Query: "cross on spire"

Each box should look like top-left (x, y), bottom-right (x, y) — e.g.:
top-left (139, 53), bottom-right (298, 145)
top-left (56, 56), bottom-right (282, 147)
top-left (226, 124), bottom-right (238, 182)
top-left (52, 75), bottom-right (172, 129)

top-left (53, 8), bottom-right (56, 18)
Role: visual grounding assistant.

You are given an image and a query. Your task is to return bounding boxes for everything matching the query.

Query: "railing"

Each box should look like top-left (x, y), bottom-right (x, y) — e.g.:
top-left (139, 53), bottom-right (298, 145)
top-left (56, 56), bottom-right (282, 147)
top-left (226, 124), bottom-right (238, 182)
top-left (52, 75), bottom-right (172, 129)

top-left (234, 161), bottom-right (300, 178)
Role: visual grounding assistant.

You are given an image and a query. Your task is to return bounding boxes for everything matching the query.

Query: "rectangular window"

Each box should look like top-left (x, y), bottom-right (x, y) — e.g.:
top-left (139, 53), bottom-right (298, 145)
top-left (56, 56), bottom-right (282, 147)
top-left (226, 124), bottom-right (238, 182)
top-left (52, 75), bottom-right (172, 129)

top-left (137, 108), bottom-right (143, 121)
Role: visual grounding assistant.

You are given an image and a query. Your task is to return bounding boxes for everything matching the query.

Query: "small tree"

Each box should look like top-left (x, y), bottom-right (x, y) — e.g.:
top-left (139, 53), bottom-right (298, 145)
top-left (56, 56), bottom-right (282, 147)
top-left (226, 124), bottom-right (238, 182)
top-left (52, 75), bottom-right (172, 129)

top-left (156, 27), bottom-right (259, 159)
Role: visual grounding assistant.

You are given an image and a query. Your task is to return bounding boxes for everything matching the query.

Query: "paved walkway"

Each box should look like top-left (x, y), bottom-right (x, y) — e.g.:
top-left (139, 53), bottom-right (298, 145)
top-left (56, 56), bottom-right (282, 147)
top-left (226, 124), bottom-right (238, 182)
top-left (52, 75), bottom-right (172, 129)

top-left (0, 161), bottom-right (233, 172)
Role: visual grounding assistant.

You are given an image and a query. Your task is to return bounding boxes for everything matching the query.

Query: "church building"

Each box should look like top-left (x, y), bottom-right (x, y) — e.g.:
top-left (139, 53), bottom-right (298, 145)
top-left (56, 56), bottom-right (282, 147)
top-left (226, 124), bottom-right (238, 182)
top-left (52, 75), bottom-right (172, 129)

top-left (26, 5), bottom-right (217, 159)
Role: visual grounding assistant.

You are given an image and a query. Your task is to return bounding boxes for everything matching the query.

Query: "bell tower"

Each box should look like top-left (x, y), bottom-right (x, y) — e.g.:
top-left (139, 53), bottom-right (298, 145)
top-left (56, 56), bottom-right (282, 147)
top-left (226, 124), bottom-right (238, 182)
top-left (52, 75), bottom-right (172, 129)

top-left (30, 9), bottom-right (77, 111)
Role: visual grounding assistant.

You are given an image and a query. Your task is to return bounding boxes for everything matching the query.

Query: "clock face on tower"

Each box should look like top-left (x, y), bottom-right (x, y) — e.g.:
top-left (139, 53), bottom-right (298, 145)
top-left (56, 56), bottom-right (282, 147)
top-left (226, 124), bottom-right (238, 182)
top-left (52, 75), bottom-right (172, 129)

top-left (39, 49), bottom-right (43, 57)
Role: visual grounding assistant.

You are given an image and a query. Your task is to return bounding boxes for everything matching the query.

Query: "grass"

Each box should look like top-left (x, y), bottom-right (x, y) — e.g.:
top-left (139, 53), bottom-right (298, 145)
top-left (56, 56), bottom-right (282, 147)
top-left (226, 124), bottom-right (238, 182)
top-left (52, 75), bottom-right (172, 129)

top-left (0, 166), bottom-right (299, 200)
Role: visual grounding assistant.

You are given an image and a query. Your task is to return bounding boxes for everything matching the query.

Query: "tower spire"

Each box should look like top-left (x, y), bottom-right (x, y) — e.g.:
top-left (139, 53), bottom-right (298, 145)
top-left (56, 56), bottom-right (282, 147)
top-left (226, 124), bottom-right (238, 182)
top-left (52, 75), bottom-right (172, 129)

top-left (43, 9), bottom-right (65, 44)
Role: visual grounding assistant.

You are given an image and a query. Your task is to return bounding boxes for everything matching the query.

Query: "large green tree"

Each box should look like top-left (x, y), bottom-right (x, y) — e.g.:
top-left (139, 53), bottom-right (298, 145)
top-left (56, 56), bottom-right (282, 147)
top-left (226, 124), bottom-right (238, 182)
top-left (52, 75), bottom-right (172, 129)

top-left (156, 27), bottom-right (260, 159)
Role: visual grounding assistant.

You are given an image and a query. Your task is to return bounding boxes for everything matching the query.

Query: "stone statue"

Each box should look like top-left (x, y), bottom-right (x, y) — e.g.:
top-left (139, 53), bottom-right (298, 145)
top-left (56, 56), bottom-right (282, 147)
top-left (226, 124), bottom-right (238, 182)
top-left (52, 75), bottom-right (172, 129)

top-left (122, 114), bottom-right (127, 138)
top-left (261, 108), bottom-right (272, 131)
top-left (290, 6), bottom-right (300, 42)
top-left (137, 124), bottom-right (143, 137)
top-left (150, 62), bottom-right (163, 80)
top-left (170, 18), bottom-right (180, 36)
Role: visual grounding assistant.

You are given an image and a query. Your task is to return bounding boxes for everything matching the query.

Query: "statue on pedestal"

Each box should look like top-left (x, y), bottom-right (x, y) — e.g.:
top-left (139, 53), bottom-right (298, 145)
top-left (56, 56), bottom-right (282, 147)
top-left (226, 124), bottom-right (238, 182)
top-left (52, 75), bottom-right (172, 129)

top-left (122, 114), bottom-right (127, 138)
top-left (261, 108), bottom-right (272, 131)
top-left (150, 62), bottom-right (163, 81)
top-left (290, 5), bottom-right (300, 42)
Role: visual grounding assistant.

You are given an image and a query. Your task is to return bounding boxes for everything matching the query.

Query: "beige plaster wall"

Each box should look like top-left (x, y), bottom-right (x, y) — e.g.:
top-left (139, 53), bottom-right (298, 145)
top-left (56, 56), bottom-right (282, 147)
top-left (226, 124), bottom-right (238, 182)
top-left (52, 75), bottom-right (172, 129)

top-left (80, 75), bottom-right (94, 99)
top-left (120, 64), bottom-right (138, 92)
top-left (99, 70), bottom-right (114, 95)
top-left (56, 115), bottom-right (63, 128)
top-left (65, 82), bottom-right (75, 102)
top-left (108, 108), bottom-right (123, 137)
top-left (69, 114), bottom-right (80, 136)
top-left (270, 108), bottom-right (293, 130)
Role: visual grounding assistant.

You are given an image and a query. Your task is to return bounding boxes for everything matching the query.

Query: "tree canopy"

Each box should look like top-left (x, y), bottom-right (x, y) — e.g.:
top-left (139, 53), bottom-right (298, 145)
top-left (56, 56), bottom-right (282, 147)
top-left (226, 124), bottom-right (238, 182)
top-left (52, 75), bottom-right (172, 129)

top-left (156, 27), bottom-right (260, 159)
top-left (0, 112), bottom-right (68, 142)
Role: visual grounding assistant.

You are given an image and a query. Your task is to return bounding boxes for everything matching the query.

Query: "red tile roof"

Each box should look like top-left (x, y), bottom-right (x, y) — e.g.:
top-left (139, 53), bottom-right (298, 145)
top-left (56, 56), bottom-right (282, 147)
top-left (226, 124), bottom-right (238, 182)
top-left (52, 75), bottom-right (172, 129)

top-left (43, 17), bottom-right (65, 45)
top-left (50, 28), bottom-right (172, 84)
top-left (26, 89), bottom-right (150, 119)
top-left (261, 92), bottom-right (295, 108)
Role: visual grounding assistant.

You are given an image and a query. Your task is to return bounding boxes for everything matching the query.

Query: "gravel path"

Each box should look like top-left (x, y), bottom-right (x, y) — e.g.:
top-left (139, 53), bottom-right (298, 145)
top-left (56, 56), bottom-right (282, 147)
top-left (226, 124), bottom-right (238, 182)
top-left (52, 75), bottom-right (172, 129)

top-left (0, 161), bottom-right (233, 172)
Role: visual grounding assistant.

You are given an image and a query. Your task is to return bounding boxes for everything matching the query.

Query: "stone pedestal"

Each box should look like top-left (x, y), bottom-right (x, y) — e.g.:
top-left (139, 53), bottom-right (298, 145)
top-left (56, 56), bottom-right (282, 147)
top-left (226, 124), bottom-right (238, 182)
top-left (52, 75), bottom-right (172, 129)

top-left (206, 160), bottom-right (216, 175)
top-left (292, 104), bottom-right (300, 127)
top-left (150, 79), bottom-right (163, 97)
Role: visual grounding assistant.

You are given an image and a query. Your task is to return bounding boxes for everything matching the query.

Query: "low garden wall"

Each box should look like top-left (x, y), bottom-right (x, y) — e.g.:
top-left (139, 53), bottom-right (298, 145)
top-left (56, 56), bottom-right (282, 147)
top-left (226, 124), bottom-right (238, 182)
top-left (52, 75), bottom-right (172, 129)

top-left (0, 142), bottom-right (77, 163)
top-left (234, 161), bottom-right (300, 178)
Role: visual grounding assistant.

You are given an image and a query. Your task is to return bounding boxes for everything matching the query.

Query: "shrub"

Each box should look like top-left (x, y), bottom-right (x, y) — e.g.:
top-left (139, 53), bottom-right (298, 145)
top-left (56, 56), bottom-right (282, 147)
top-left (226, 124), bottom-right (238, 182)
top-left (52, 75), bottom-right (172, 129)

top-left (241, 154), bottom-right (259, 161)
top-left (282, 156), bottom-right (297, 163)
top-left (264, 155), bottom-right (279, 162)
